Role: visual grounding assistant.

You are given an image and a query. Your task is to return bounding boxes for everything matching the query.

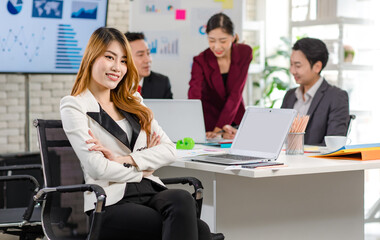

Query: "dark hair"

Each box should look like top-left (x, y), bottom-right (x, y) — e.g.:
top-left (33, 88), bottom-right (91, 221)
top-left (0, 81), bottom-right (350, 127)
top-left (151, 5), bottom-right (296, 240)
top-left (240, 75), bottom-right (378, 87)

top-left (206, 13), bottom-right (236, 43)
top-left (124, 32), bottom-right (145, 42)
top-left (292, 37), bottom-right (329, 72)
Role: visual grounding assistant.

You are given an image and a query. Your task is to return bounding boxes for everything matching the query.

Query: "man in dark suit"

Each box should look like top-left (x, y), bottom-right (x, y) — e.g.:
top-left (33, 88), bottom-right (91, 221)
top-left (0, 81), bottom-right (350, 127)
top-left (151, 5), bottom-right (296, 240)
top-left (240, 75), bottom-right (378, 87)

top-left (281, 37), bottom-right (350, 145)
top-left (125, 32), bottom-right (173, 99)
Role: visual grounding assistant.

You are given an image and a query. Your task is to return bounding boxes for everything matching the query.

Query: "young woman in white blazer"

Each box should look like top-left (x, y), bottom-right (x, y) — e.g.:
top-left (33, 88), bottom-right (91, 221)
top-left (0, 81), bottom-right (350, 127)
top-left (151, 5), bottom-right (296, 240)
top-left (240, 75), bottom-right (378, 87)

top-left (60, 27), bottom-right (211, 240)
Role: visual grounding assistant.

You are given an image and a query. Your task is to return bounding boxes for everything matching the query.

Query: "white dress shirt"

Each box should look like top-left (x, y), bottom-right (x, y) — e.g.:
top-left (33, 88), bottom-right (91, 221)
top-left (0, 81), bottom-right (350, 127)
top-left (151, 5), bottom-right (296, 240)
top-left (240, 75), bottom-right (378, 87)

top-left (293, 76), bottom-right (323, 115)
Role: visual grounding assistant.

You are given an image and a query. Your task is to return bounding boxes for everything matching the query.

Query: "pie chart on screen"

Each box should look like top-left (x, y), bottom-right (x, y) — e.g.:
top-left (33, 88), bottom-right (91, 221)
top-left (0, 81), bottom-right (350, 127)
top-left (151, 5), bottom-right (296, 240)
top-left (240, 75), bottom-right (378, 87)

top-left (7, 0), bottom-right (23, 15)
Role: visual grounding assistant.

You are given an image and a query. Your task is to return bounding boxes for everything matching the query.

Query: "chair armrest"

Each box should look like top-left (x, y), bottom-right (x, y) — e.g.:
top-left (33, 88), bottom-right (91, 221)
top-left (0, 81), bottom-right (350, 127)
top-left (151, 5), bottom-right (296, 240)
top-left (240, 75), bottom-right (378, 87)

top-left (0, 175), bottom-right (40, 222)
top-left (0, 175), bottom-right (40, 189)
top-left (162, 177), bottom-right (203, 198)
top-left (34, 184), bottom-right (106, 210)
top-left (162, 177), bottom-right (204, 218)
top-left (34, 184), bottom-right (106, 240)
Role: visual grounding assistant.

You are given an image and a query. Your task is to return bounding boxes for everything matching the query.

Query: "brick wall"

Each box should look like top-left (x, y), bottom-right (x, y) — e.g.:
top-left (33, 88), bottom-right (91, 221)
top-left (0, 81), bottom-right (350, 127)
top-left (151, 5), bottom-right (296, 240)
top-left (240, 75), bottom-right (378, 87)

top-left (0, 74), bottom-right (25, 152)
top-left (0, 0), bottom-right (129, 153)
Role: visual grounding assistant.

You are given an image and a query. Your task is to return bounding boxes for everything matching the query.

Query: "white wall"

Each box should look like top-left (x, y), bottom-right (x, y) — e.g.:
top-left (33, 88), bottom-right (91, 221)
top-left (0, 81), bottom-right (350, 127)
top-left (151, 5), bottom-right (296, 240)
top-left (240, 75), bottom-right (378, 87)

top-left (129, 0), bottom-right (244, 99)
top-left (264, 0), bottom-right (289, 58)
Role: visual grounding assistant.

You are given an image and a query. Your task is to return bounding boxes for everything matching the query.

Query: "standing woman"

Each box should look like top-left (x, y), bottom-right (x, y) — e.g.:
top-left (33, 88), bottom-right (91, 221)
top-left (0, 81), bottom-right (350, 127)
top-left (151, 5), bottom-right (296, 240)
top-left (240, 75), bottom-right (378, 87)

top-left (60, 27), bottom-right (212, 240)
top-left (188, 13), bottom-right (252, 138)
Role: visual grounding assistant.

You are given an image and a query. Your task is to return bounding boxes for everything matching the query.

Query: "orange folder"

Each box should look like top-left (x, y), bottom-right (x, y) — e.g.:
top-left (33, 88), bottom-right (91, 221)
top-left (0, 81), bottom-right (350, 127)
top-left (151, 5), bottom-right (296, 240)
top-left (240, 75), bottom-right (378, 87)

top-left (312, 144), bottom-right (380, 161)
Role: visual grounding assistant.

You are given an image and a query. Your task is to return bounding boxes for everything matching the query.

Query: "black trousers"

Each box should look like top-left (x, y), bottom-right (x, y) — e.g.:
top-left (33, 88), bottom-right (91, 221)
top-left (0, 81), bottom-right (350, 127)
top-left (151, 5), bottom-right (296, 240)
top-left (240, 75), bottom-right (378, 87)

top-left (94, 179), bottom-right (211, 240)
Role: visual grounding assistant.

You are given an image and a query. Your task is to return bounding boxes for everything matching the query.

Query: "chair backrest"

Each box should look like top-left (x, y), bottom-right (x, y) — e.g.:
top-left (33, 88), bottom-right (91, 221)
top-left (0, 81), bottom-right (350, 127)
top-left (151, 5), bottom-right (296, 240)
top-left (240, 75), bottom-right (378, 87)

top-left (347, 114), bottom-right (356, 136)
top-left (34, 119), bottom-right (88, 237)
top-left (0, 152), bottom-right (43, 208)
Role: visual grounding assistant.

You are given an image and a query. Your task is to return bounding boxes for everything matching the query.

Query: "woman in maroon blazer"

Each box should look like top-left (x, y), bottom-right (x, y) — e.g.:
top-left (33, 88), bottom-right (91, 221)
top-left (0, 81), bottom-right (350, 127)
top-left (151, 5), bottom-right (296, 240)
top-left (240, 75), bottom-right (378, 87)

top-left (188, 13), bottom-right (252, 138)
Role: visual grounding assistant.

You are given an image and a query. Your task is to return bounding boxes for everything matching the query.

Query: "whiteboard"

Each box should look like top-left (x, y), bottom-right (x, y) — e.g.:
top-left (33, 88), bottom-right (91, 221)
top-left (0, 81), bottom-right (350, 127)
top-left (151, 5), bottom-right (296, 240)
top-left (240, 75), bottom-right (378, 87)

top-left (0, 0), bottom-right (108, 74)
top-left (129, 0), bottom-right (243, 98)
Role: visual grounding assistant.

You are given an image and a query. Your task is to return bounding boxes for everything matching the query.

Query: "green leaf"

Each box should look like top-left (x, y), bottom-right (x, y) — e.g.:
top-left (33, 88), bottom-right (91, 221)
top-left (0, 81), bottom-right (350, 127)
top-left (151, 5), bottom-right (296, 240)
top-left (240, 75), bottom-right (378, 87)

top-left (276, 50), bottom-right (290, 58)
top-left (253, 82), bottom-right (260, 87)
top-left (296, 34), bottom-right (308, 40)
top-left (269, 99), bottom-right (277, 108)
top-left (266, 82), bottom-right (275, 96)
top-left (253, 36), bottom-right (292, 109)
top-left (273, 77), bottom-right (288, 90)
top-left (251, 45), bottom-right (260, 62)
top-left (266, 54), bottom-right (278, 60)
top-left (280, 36), bottom-right (291, 47)
top-left (283, 68), bottom-right (291, 77)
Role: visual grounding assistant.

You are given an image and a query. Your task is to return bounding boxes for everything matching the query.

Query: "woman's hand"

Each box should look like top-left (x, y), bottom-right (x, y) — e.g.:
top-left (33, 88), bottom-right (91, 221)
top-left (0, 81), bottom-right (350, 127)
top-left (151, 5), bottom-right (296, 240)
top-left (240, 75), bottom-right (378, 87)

top-left (147, 132), bottom-right (161, 148)
top-left (222, 125), bottom-right (237, 139)
top-left (113, 155), bottom-right (136, 166)
top-left (87, 130), bottom-right (138, 168)
top-left (142, 170), bottom-right (154, 177)
top-left (86, 129), bottom-right (115, 160)
top-left (206, 131), bottom-right (218, 139)
top-left (206, 127), bottom-right (223, 139)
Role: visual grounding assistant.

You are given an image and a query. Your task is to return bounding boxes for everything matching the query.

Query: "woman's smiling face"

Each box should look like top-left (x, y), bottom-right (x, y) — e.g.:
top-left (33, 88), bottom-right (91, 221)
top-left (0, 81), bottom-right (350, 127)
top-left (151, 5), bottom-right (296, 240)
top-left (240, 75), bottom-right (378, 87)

top-left (207, 27), bottom-right (235, 58)
top-left (90, 40), bottom-right (128, 91)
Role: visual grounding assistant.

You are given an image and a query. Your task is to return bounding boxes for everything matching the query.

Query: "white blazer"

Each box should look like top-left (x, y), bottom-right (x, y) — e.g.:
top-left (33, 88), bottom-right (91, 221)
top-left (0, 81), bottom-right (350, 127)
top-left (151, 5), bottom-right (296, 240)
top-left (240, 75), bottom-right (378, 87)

top-left (60, 89), bottom-right (176, 212)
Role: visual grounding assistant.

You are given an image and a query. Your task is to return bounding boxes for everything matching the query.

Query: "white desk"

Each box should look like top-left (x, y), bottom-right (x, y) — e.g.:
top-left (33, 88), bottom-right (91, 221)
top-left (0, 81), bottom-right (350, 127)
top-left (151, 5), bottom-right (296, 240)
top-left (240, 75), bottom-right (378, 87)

top-left (156, 149), bottom-right (380, 240)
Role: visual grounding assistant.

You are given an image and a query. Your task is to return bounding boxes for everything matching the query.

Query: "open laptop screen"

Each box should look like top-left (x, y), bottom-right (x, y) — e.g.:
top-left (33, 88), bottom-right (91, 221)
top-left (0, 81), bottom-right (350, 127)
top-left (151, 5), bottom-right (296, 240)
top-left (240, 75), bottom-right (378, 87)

top-left (143, 99), bottom-right (207, 143)
top-left (231, 108), bottom-right (297, 158)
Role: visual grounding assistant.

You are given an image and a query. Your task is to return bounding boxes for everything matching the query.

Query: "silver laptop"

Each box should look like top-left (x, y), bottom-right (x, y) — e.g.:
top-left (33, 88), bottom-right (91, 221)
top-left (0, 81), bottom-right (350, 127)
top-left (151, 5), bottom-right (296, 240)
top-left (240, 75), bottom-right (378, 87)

top-left (191, 107), bottom-right (297, 165)
top-left (143, 99), bottom-right (209, 143)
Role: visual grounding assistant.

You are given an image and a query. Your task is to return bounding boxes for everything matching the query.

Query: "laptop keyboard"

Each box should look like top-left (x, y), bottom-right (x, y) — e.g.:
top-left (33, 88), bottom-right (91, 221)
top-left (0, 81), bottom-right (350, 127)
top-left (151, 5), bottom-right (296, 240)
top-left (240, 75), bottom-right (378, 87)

top-left (209, 154), bottom-right (264, 160)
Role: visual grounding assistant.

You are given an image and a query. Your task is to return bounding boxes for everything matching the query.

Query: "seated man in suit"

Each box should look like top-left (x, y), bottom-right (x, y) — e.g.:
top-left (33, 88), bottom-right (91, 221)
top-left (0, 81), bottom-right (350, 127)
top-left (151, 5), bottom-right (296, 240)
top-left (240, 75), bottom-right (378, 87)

top-left (125, 32), bottom-right (173, 99)
top-left (281, 37), bottom-right (349, 145)
top-left (219, 38), bottom-right (350, 144)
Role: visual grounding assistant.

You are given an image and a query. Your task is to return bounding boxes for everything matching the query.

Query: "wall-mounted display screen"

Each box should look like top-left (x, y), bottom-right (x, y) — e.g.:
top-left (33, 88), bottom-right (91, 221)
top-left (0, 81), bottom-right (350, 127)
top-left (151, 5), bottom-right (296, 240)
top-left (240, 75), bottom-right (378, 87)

top-left (0, 0), bottom-right (108, 74)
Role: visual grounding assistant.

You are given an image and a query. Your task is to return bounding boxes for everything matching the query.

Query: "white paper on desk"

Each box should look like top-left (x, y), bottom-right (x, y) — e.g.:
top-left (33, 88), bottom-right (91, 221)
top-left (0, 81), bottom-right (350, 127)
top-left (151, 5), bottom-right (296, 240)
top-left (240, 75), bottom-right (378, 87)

top-left (224, 165), bottom-right (286, 171)
top-left (176, 148), bottom-right (226, 158)
top-left (304, 145), bottom-right (323, 153)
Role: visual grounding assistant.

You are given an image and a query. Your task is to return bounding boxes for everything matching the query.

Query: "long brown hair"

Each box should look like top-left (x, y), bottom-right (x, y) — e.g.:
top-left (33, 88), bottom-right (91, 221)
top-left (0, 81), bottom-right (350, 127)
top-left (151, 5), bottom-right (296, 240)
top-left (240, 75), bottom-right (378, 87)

top-left (71, 27), bottom-right (153, 134)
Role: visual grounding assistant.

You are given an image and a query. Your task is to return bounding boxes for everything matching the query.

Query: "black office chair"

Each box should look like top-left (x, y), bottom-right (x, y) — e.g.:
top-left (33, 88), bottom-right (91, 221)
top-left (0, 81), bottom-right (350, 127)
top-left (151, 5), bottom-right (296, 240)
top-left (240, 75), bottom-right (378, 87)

top-left (0, 152), bottom-right (43, 209)
top-left (33, 119), bottom-right (105, 240)
top-left (0, 163), bottom-right (44, 240)
top-left (34, 119), bottom-right (224, 240)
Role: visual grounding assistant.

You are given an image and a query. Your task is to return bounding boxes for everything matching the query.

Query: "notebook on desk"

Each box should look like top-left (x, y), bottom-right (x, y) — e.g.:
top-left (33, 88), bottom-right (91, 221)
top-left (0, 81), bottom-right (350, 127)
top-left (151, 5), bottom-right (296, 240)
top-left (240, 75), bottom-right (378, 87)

top-left (143, 99), bottom-right (215, 143)
top-left (191, 107), bottom-right (297, 165)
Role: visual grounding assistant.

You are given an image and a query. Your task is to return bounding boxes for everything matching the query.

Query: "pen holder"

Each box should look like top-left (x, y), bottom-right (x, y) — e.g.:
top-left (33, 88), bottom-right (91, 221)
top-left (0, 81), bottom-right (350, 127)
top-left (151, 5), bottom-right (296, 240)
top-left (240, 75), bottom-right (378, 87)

top-left (286, 132), bottom-right (305, 155)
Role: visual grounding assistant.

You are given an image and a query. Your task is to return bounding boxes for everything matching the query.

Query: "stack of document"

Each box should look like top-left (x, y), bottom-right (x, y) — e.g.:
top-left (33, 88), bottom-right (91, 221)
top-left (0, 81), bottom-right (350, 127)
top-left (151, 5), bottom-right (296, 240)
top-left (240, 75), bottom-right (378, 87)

top-left (312, 143), bottom-right (380, 160)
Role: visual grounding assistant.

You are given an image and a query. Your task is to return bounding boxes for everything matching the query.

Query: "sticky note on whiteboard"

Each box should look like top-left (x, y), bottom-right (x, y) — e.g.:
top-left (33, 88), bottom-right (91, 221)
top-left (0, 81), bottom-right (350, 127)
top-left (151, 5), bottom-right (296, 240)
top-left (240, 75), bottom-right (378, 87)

top-left (175, 9), bottom-right (186, 20)
top-left (222, 0), bottom-right (233, 9)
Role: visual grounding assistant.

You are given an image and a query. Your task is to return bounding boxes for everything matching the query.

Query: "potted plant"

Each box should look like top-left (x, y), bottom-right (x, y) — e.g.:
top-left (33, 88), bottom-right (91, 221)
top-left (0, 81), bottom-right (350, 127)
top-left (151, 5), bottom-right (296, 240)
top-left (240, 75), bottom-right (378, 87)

top-left (253, 37), bottom-right (291, 108)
